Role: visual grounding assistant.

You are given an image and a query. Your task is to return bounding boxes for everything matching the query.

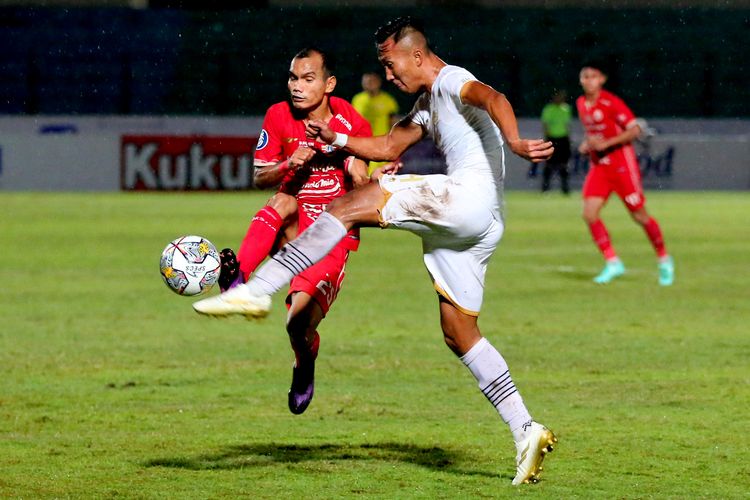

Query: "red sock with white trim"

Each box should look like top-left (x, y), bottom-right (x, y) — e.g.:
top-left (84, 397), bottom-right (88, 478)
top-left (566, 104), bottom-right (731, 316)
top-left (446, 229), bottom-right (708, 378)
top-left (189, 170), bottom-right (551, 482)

top-left (588, 220), bottom-right (618, 261)
top-left (643, 217), bottom-right (668, 258)
top-left (237, 206), bottom-right (284, 279)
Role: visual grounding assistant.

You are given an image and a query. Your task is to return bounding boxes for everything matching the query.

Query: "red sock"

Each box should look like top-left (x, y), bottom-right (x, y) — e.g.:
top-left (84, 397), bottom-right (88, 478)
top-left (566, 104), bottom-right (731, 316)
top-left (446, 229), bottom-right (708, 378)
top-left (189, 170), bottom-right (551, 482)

top-left (291, 331), bottom-right (320, 365)
top-left (588, 220), bottom-right (618, 261)
top-left (643, 217), bottom-right (668, 258)
top-left (237, 206), bottom-right (284, 278)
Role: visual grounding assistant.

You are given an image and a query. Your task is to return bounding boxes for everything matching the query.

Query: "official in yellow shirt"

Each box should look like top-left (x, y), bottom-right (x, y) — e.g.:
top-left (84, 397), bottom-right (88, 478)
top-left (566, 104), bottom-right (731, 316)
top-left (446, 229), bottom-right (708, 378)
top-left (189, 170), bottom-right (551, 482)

top-left (352, 72), bottom-right (399, 174)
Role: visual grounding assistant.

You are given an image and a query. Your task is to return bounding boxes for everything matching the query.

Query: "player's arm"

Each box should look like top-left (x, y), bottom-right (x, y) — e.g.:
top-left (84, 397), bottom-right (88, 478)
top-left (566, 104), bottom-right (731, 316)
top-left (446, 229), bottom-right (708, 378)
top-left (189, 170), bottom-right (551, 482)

top-left (461, 81), bottom-right (553, 163)
top-left (305, 117), bottom-right (424, 162)
top-left (346, 157), bottom-right (371, 188)
top-left (253, 146), bottom-right (315, 189)
top-left (589, 123), bottom-right (642, 152)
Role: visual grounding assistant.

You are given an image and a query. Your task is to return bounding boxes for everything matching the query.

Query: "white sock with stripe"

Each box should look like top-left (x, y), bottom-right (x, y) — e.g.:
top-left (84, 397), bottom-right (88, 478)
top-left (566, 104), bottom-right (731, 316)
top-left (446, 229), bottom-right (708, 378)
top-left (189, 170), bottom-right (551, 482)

top-left (247, 212), bottom-right (347, 296)
top-left (461, 337), bottom-right (533, 443)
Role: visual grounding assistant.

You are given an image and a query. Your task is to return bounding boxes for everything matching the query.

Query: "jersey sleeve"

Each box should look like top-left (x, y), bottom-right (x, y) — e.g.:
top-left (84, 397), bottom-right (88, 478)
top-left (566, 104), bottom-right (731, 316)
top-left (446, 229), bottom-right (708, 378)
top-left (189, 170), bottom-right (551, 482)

top-left (609, 94), bottom-right (637, 129)
top-left (442, 67), bottom-right (477, 105)
top-left (407, 93), bottom-right (431, 130)
top-left (254, 106), bottom-right (285, 166)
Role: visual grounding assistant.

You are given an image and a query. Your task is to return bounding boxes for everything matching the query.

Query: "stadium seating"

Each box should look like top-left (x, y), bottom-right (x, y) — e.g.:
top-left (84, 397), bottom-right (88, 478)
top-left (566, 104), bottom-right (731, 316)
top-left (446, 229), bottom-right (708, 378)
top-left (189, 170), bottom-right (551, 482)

top-left (0, 6), bottom-right (747, 117)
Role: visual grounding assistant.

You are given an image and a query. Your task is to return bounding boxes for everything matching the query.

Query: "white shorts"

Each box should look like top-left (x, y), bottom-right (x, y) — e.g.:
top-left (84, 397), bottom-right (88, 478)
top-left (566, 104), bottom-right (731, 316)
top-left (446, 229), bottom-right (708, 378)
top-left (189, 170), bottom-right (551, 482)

top-left (378, 174), bottom-right (503, 315)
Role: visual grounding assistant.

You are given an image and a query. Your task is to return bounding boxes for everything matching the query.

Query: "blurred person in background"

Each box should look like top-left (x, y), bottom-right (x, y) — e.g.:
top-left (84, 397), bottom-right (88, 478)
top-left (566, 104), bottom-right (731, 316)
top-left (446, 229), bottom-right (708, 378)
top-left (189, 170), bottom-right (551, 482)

top-left (352, 72), bottom-right (400, 174)
top-left (540, 90), bottom-right (571, 194)
top-left (577, 62), bottom-right (674, 286)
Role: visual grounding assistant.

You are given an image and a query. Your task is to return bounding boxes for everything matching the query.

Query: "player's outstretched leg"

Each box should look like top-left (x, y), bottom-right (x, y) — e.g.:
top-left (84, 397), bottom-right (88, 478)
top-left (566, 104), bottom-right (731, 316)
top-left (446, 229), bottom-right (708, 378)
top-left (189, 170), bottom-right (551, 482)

top-left (193, 212), bottom-right (348, 318)
top-left (192, 283), bottom-right (272, 319)
top-left (288, 331), bottom-right (320, 415)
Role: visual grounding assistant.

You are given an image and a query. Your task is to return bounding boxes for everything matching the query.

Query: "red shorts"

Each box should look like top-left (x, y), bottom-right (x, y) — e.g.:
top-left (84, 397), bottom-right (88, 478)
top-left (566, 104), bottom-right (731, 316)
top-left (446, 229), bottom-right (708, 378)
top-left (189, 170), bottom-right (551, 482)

top-left (582, 155), bottom-right (645, 211)
top-left (285, 241), bottom-right (349, 315)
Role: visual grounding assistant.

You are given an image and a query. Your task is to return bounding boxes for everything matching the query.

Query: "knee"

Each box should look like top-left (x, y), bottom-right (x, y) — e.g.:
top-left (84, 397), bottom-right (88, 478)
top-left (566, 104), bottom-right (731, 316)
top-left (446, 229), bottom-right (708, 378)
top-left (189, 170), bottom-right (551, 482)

top-left (285, 307), bottom-right (311, 337)
top-left (441, 328), bottom-right (462, 356)
top-left (325, 196), bottom-right (351, 223)
top-left (582, 209), bottom-right (597, 225)
top-left (630, 208), bottom-right (650, 225)
top-left (267, 192), bottom-right (297, 220)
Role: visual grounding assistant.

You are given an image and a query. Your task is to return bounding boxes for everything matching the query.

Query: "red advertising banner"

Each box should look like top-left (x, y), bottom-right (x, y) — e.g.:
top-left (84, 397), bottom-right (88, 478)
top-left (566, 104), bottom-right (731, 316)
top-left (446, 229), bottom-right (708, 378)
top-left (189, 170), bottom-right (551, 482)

top-left (121, 135), bottom-right (258, 190)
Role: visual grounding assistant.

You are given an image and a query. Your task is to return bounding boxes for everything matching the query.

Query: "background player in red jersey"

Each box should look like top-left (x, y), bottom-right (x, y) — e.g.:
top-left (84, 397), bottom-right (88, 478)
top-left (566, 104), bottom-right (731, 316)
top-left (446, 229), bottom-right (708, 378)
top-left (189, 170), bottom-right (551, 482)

top-left (220, 47), bottom-right (373, 415)
top-left (577, 62), bottom-right (674, 286)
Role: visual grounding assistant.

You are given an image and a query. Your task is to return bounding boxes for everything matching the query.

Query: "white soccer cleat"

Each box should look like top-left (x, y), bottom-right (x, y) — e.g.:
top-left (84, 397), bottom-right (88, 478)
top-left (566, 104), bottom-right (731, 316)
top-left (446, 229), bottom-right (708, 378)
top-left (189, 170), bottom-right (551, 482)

top-left (192, 283), bottom-right (272, 319)
top-left (512, 422), bottom-right (557, 485)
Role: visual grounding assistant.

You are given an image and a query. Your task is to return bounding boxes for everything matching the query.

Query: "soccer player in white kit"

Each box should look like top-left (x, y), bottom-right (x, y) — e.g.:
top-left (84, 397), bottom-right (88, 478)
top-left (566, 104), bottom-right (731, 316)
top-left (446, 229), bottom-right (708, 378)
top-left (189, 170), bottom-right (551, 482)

top-left (194, 17), bottom-right (557, 485)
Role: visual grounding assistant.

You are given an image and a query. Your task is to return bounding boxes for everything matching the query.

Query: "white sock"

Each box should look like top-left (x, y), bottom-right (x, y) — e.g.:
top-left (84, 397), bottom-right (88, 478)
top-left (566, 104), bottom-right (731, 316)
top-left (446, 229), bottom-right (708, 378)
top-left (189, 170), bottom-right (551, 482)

top-left (246, 212), bottom-right (348, 296)
top-left (461, 337), bottom-right (533, 443)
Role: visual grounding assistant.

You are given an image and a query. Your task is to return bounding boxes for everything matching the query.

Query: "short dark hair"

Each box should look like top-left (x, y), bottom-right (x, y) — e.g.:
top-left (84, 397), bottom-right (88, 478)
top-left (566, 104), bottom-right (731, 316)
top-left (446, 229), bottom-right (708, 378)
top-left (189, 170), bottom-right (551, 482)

top-left (581, 58), bottom-right (609, 76)
top-left (374, 16), bottom-right (428, 46)
top-left (293, 47), bottom-right (336, 77)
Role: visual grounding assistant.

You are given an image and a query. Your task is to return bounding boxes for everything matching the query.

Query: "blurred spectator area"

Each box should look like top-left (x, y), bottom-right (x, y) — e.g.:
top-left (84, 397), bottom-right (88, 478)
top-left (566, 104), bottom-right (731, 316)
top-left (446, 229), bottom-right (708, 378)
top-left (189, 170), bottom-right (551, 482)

top-left (1, 5), bottom-right (748, 116)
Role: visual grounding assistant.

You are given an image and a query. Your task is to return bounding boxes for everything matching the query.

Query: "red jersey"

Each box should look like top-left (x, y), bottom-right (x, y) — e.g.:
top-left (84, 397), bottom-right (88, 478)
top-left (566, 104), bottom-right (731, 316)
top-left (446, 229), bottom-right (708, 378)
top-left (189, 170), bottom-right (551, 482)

top-left (254, 96), bottom-right (372, 250)
top-left (576, 89), bottom-right (638, 167)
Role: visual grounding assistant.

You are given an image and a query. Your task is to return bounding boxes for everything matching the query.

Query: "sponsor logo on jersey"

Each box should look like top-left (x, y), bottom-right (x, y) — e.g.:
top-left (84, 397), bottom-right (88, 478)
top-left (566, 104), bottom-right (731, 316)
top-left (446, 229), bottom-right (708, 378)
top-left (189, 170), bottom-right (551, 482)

top-left (257, 129), bottom-right (269, 150)
top-left (593, 109), bottom-right (604, 122)
top-left (334, 114), bottom-right (352, 131)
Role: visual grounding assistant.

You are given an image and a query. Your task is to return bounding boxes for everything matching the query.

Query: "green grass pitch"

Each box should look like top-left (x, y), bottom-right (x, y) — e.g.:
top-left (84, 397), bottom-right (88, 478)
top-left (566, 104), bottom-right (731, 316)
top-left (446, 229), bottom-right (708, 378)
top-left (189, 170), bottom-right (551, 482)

top-left (1, 191), bottom-right (748, 498)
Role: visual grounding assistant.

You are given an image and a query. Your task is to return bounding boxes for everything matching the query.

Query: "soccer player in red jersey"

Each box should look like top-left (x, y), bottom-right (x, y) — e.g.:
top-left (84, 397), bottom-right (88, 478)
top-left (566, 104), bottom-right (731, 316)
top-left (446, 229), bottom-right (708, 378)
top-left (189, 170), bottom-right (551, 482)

top-left (577, 62), bottom-right (674, 285)
top-left (220, 47), bottom-right (373, 415)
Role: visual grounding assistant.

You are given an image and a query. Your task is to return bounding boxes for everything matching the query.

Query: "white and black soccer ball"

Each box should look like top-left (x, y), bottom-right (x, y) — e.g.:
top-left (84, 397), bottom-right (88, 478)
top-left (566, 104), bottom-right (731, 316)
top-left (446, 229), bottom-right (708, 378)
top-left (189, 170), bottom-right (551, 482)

top-left (160, 235), bottom-right (221, 296)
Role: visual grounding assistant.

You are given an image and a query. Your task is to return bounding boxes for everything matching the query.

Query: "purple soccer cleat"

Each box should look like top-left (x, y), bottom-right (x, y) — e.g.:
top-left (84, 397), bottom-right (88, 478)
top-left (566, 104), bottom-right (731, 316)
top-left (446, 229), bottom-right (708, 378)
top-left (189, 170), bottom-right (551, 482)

top-left (288, 332), bottom-right (320, 415)
top-left (217, 248), bottom-right (246, 292)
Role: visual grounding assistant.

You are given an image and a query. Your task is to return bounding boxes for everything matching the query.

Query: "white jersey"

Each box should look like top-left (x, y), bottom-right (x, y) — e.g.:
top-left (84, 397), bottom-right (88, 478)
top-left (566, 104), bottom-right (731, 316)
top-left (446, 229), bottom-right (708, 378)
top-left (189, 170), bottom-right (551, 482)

top-left (408, 65), bottom-right (505, 214)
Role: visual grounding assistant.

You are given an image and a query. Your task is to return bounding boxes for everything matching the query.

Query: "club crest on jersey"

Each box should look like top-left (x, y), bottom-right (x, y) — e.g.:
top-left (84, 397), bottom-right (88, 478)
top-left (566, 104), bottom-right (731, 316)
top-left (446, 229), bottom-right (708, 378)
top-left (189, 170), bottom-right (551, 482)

top-left (321, 144), bottom-right (336, 153)
top-left (256, 129), bottom-right (269, 150)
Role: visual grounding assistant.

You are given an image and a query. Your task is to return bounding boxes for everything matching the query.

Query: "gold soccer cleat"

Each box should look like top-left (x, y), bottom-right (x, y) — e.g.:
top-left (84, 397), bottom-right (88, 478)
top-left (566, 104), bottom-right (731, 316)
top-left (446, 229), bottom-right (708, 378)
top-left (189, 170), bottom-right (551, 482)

top-left (192, 283), bottom-right (272, 320)
top-left (512, 422), bottom-right (558, 485)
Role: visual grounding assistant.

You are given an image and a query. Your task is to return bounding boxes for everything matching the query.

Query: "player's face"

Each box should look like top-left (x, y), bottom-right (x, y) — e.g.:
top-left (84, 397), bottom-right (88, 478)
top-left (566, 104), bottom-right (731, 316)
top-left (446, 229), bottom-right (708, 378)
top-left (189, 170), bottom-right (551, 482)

top-left (579, 67), bottom-right (606, 96)
top-left (288, 54), bottom-right (335, 111)
top-left (362, 74), bottom-right (381, 93)
top-left (377, 37), bottom-right (419, 94)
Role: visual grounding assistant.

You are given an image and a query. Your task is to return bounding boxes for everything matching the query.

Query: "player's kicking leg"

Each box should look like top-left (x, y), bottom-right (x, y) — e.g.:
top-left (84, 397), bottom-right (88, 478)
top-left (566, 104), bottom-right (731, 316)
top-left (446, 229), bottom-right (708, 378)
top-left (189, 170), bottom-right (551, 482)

top-left (194, 182), bottom-right (384, 318)
top-left (217, 193), bottom-right (299, 292)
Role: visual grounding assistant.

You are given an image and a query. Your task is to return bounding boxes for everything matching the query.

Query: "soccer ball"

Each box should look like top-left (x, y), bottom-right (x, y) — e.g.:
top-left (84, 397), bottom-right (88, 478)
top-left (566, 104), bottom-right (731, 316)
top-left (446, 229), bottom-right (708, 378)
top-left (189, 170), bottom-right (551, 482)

top-left (160, 235), bottom-right (221, 296)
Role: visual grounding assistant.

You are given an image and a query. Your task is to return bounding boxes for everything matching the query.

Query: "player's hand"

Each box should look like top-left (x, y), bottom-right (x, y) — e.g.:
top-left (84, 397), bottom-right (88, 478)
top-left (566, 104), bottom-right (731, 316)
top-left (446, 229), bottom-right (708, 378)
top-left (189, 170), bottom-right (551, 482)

top-left (305, 119), bottom-right (336, 144)
top-left (371, 160), bottom-right (403, 181)
top-left (578, 139), bottom-right (590, 154)
top-left (587, 136), bottom-right (609, 152)
top-left (509, 139), bottom-right (554, 163)
top-left (289, 146), bottom-right (315, 169)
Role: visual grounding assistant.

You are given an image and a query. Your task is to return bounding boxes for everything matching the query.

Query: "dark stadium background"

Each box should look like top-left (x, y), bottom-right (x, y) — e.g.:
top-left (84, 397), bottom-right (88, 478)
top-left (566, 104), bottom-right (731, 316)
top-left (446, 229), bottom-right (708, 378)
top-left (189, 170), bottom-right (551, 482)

top-left (2, 2), bottom-right (748, 118)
